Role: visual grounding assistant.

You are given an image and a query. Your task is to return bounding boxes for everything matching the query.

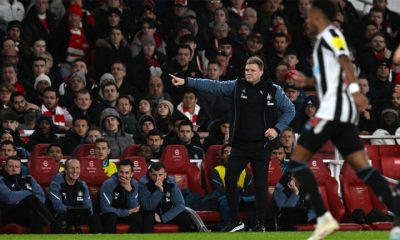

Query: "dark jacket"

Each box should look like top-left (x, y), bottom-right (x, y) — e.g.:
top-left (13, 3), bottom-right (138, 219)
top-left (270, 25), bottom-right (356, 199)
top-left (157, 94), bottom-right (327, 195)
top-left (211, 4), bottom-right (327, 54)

top-left (0, 172), bottom-right (45, 204)
top-left (95, 38), bottom-right (131, 77)
top-left (100, 173), bottom-right (139, 217)
top-left (22, 7), bottom-right (57, 46)
top-left (26, 115), bottom-right (60, 152)
top-left (49, 172), bottom-right (92, 214)
top-left (186, 77), bottom-right (295, 149)
top-left (61, 131), bottom-right (86, 155)
top-left (139, 175), bottom-right (185, 223)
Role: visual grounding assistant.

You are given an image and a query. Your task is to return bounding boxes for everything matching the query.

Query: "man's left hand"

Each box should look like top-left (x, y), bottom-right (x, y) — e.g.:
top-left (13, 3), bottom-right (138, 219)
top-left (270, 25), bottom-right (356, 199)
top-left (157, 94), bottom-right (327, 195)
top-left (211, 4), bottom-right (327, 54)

top-left (265, 128), bottom-right (278, 140)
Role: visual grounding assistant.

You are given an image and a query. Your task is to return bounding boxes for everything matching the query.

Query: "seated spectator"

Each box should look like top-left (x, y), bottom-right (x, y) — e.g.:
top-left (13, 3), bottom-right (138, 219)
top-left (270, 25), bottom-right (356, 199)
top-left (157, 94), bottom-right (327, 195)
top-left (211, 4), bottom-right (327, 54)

top-left (99, 82), bottom-right (119, 108)
top-left (26, 115), bottom-right (60, 152)
top-left (177, 120), bottom-right (204, 160)
top-left (69, 89), bottom-right (103, 127)
top-left (271, 143), bottom-right (288, 173)
top-left (146, 76), bottom-right (173, 108)
top-left (31, 71), bottom-right (51, 106)
top-left (0, 130), bottom-right (29, 160)
top-left (290, 96), bottom-right (319, 134)
top-left (61, 116), bottom-right (90, 155)
top-left (100, 160), bottom-right (142, 233)
top-left (371, 108), bottom-right (400, 145)
top-left (41, 87), bottom-right (73, 132)
top-left (273, 173), bottom-right (316, 230)
top-left (284, 82), bottom-right (305, 114)
top-left (146, 130), bottom-right (164, 159)
top-left (0, 156), bottom-right (55, 233)
top-left (115, 95), bottom-right (137, 136)
top-left (60, 71), bottom-right (88, 108)
top-left (100, 108), bottom-right (134, 158)
top-left (1, 112), bottom-right (27, 148)
top-left (85, 127), bottom-right (103, 144)
top-left (0, 82), bottom-right (16, 110)
top-left (139, 162), bottom-right (192, 232)
top-left (46, 143), bottom-right (64, 171)
top-left (155, 100), bottom-right (174, 136)
top-left (203, 118), bottom-right (230, 152)
top-left (164, 116), bottom-right (202, 146)
top-left (136, 144), bottom-right (153, 164)
top-left (4, 92), bottom-right (41, 130)
top-left (137, 98), bottom-right (156, 119)
top-left (210, 144), bottom-right (254, 228)
top-left (135, 114), bottom-right (156, 144)
top-left (94, 138), bottom-right (117, 177)
top-left (110, 61), bottom-right (142, 101)
top-left (177, 88), bottom-right (210, 132)
top-left (49, 158), bottom-right (102, 233)
top-left (280, 127), bottom-right (295, 158)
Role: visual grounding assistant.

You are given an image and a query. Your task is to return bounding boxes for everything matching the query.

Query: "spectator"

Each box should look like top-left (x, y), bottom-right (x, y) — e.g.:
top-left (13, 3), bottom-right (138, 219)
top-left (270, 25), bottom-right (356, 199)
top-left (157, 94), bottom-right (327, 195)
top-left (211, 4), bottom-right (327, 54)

top-left (179, 34), bottom-right (209, 77)
top-left (216, 37), bottom-right (245, 80)
top-left (233, 20), bottom-right (253, 51)
top-left (267, 33), bottom-right (289, 77)
top-left (0, 156), bottom-right (54, 233)
top-left (94, 138), bottom-right (117, 177)
top-left (0, 82), bottom-right (15, 110)
top-left (115, 95), bottom-right (137, 136)
top-left (69, 89), bottom-right (103, 127)
top-left (203, 118), bottom-right (230, 152)
top-left (46, 143), bottom-right (64, 171)
top-left (0, 0), bottom-right (25, 22)
top-left (94, 8), bottom-right (128, 40)
top-left (0, 111), bottom-right (26, 147)
top-left (177, 88), bottom-right (210, 132)
top-left (155, 100), bottom-right (174, 136)
top-left (1, 63), bottom-right (28, 95)
top-left (137, 98), bottom-right (156, 119)
top-left (110, 61), bottom-right (141, 101)
top-left (100, 108), bottom-right (134, 158)
top-left (177, 120), bottom-right (204, 159)
top-left (60, 71), bottom-right (88, 108)
top-left (371, 108), bottom-right (400, 145)
top-left (41, 87), bottom-right (73, 132)
top-left (280, 127), bottom-right (295, 158)
top-left (100, 160), bottom-right (142, 233)
top-left (136, 114), bottom-right (156, 144)
top-left (85, 127), bottom-right (103, 144)
top-left (100, 82), bottom-right (119, 108)
top-left (139, 162), bottom-right (193, 232)
top-left (244, 33), bottom-right (266, 63)
top-left (271, 143), bottom-right (288, 172)
top-left (26, 114), bottom-right (60, 152)
top-left (358, 77), bottom-right (379, 134)
top-left (49, 158), bottom-right (102, 233)
top-left (30, 70), bottom-right (50, 105)
top-left (0, 130), bottom-right (29, 160)
top-left (291, 95), bottom-right (319, 134)
top-left (61, 115), bottom-right (90, 155)
top-left (284, 82), bottom-right (305, 114)
top-left (210, 144), bottom-right (254, 228)
top-left (5, 20), bottom-right (29, 58)
top-left (136, 144), bottom-right (153, 164)
top-left (146, 129), bottom-right (164, 159)
top-left (146, 76), bottom-right (173, 107)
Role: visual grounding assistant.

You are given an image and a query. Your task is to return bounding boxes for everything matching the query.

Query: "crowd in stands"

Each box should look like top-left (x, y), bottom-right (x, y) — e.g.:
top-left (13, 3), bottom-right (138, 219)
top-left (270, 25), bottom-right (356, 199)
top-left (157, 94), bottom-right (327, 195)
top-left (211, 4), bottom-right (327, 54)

top-left (0, 0), bottom-right (399, 233)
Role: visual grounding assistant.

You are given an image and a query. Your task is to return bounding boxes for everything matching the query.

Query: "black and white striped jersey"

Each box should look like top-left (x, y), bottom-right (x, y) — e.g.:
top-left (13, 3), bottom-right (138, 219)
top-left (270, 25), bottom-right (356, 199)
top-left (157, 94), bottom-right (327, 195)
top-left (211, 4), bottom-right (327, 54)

top-left (312, 25), bottom-right (358, 124)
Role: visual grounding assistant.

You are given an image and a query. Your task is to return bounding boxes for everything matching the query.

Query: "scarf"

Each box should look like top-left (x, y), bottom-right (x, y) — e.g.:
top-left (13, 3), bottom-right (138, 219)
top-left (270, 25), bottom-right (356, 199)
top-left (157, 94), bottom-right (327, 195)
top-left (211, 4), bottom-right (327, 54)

top-left (41, 105), bottom-right (65, 126)
top-left (177, 103), bottom-right (200, 126)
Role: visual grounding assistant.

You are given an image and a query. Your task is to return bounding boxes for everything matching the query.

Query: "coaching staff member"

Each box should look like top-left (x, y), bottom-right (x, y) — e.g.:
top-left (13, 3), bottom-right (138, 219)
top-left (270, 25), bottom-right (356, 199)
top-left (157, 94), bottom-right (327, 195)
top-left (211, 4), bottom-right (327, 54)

top-left (170, 56), bottom-right (295, 232)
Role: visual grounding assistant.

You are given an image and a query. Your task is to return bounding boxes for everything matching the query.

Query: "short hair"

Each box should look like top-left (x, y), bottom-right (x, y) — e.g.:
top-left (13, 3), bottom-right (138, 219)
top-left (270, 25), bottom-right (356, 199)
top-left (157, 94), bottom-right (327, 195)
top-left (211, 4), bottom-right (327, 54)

top-left (177, 44), bottom-right (193, 56)
top-left (2, 62), bottom-right (18, 73)
top-left (119, 159), bottom-right (134, 171)
top-left (183, 88), bottom-right (198, 99)
top-left (369, 7), bottom-right (384, 14)
top-left (141, 17), bottom-right (157, 28)
top-left (101, 81), bottom-right (119, 94)
top-left (179, 34), bottom-right (197, 45)
top-left (312, 0), bottom-right (337, 22)
top-left (72, 115), bottom-right (90, 126)
top-left (116, 95), bottom-right (134, 106)
top-left (88, 127), bottom-right (103, 134)
top-left (148, 161), bottom-right (165, 172)
top-left (5, 155), bottom-right (21, 166)
top-left (32, 56), bottom-right (47, 64)
top-left (75, 88), bottom-right (91, 97)
top-left (43, 87), bottom-right (59, 98)
top-left (1, 140), bottom-right (15, 150)
top-left (282, 126), bottom-right (295, 135)
top-left (147, 129), bottom-right (163, 139)
top-left (178, 120), bottom-right (194, 131)
top-left (273, 32), bottom-right (288, 41)
top-left (370, 32), bottom-right (385, 41)
top-left (46, 143), bottom-right (63, 154)
top-left (72, 58), bottom-right (87, 66)
top-left (246, 56), bottom-right (264, 71)
top-left (111, 60), bottom-right (126, 71)
top-left (64, 158), bottom-right (79, 169)
top-left (95, 138), bottom-right (110, 148)
top-left (11, 91), bottom-right (25, 102)
top-left (208, 60), bottom-right (221, 68)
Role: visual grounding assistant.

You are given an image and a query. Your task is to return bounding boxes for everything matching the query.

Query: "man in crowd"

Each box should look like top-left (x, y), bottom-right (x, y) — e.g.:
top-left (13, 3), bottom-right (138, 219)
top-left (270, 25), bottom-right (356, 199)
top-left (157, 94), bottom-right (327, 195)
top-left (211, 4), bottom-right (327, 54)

top-left (94, 138), bottom-right (117, 177)
top-left (177, 120), bottom-right (204, 160)
top-left (146, 129), bottom-right (164, 159)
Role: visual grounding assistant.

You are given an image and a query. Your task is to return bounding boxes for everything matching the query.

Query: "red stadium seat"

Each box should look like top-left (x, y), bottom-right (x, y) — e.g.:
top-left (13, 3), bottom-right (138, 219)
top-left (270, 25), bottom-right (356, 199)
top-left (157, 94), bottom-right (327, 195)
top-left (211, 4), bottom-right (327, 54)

top-left (380, 157), bottom-right (400, 179)
top-left (121, 144), bottom-right (141, 159)
top-left (340, 162), bottom-right (388, 224)
top-left (113, 223), bottom-right (179, 233)
top-left (268, 156), bottom-right (283, 200)
top-left (314, 141), bottom-right (335, 160)
top-left (365, 145), bottom-right (381, 170)
top-left (0, 156), bottom-right (7, 170)
top-left (79, 157), bottom-right (109, 202)
top-left (202, 145), bottom-right (223, 193)
top-left (29, 156), bottom-right (58, 189)
top-left (125, 156), bottom-right (148, 180)
top-left (379, 145), bottom-right (400, 158)
top-left (73, 144), bottom-right (95, 158)
top-left (160, 145), bottom-right (204, 195)
top-left (29, 144), bottom-right (50, 161)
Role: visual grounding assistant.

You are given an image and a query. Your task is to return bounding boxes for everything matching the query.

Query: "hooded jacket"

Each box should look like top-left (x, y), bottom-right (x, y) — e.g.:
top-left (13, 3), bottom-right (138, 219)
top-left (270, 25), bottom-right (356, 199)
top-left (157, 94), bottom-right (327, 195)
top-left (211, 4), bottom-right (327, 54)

top-left (135, 114), bottom-right (156, 144)
top-left (100, 108), bottom-right (134, 158)
top-left (100, 173), bottom-right (139, 217)
top-left (49, 172), bottom-right (92, 214)
top-left (26, 115), bottom-right (60, 152)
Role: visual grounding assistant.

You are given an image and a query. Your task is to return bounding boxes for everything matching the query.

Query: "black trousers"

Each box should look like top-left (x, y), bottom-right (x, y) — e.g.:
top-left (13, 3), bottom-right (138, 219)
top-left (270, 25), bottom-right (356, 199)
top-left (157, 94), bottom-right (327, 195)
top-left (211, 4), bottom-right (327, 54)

top-left (4, 195), bottom-right (54, 233)
top-left (142, 210), bottom-right (192, 233)
top-left (225, 146), bottom-right (270, 223)
top-left (56, 210), bottom-right (102, 233)
top-left (102, 212), bottom-right (142, 233)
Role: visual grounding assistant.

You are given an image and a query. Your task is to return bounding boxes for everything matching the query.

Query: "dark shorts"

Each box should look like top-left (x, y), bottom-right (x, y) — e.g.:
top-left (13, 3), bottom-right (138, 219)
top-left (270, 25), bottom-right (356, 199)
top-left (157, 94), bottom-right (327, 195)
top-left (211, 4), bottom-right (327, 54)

top-left (297, 118), bottom-right (364, 158)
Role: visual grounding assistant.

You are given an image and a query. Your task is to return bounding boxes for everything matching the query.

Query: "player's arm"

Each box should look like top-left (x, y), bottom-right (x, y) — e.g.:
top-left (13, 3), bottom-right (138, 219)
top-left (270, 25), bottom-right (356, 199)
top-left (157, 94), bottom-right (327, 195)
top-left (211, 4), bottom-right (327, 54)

top-left (338, 55), bottom-right (368, 112)
top-left (292, 72), bottom-right (315, 88)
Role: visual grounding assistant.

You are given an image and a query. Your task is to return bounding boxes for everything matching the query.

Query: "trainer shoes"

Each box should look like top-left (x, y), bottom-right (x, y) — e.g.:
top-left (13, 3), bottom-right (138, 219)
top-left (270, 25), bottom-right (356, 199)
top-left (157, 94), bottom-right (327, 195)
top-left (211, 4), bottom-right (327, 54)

top-left (221, 220), bottom-right (245, 232)
top-left (307, 212), bottom-right (339, 240)
top-left (390, 226), bottom-right (400, 240)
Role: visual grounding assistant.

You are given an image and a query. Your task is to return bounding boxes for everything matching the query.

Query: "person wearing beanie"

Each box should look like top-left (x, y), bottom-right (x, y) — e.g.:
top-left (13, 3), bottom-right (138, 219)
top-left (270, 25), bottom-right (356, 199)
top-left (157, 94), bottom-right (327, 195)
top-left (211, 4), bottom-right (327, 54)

top-left (155, 100), bottom-right (175, 136)
top-left (26, 115), bottom-right (60, 152)
top-left (99, 108), bottom-right (134, 158)
top-left (233, 20), bottom-right (253, 50)
top-left (34, 73), bottom-right (51, 91)
top-left (135, 114), bottom-right (156, 144)
top-left (371, 108), bottom-right (400, 145)
top-left (203, 118), bottom-right (231, 152)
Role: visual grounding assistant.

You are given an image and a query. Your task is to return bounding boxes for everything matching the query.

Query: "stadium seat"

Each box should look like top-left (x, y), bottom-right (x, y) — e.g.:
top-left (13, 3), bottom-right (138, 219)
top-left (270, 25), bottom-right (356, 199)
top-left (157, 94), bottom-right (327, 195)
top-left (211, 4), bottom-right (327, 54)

top-left (79, 156), bottom-right (109, 202)
top-left (379, 157), bottom-right (400, 180)
top-left (202, 145), bottom-right (223, 193)
top-left (125, 156), bottom-right (148, 180)
top-left (29, 144), bottom-right (50, 161)
top-left (313, 141), bottom-right (335, 160)
top-left (160, 145), bottom-right (204, 195)
top-left (2, 224), bottom-right (51, 233)
top-left (0, 156), bottom-right (7, 170)
top-left (121, 144), bottom-right (141, 159)
top-left (379, 145), bottom-right (400, 158)
top-left (268, 156), bottom-right (283, 199)
top-left (73, 144), bottom-right (96, 158)
top-left (364, 145), bottom-right (381, 170)
top-left (340, 162), bottom-right (389, 225)
top-left (29, 156), bottom-right (58, 190)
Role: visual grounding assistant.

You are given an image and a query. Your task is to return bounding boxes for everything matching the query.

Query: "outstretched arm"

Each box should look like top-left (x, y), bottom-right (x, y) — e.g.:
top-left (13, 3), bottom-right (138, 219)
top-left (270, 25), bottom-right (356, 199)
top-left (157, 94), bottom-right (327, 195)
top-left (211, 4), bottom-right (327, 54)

top-left (169, 74), bottom-right (235, 96)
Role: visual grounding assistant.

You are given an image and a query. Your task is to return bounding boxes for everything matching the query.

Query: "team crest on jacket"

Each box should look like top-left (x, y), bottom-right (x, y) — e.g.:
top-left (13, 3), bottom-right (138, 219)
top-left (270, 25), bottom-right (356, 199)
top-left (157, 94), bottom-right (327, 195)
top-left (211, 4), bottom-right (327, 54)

top-left (77, 190), bottom-right (84, 201)
top-left (240, 89), bottom-right (247, 99)
top-left (266, 94), bottom-right (274, 106)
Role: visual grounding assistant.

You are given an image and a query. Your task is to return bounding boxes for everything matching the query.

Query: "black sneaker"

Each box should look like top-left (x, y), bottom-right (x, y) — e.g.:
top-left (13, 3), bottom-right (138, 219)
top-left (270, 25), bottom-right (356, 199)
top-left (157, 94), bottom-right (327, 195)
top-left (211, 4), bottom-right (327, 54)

top-left (251, 222), bottom-right (266, 232)
top-left (221, 220), bottom-right (245, 232)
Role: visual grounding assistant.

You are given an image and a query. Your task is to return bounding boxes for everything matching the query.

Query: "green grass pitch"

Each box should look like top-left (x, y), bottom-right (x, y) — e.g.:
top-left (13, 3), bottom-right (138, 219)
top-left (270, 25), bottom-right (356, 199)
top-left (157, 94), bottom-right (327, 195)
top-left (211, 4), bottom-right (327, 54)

top-left (0, 231), bottom-right (390, 240)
